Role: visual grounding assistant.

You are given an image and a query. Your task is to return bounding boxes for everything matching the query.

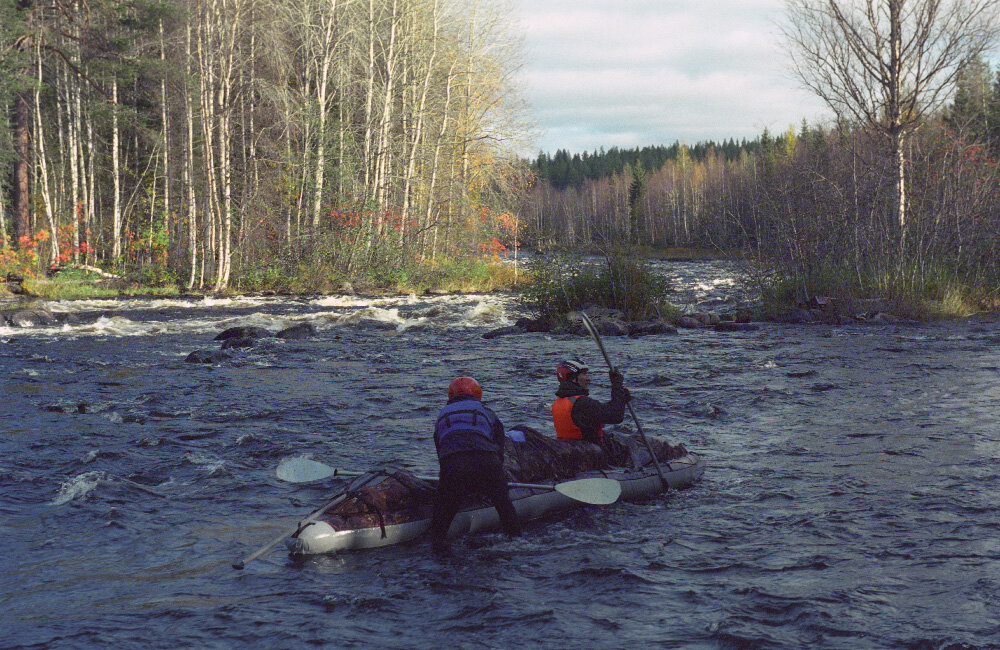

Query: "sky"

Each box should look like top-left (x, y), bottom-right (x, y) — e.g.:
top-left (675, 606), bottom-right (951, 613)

top-left (513, 0), bottom-right (833, 155)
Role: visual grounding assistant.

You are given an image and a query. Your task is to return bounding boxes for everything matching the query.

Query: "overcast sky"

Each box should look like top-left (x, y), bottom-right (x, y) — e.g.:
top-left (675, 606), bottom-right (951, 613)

top-left (513, 0), bottom-right (833, 155)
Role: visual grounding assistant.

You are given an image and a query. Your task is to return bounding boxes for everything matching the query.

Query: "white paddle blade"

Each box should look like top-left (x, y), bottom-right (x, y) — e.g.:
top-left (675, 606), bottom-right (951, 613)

top-left (555, 478), bottom-right (622, 505)
top-left (276, 456), bottom-right (336, 483)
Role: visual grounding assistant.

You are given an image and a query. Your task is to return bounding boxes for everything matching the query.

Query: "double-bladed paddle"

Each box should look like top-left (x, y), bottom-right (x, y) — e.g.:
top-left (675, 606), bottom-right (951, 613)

top-left (275, 456), bottom-right (622, 506)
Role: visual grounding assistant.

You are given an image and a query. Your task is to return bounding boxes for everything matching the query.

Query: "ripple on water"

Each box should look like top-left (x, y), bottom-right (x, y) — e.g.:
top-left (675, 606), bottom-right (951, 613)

top-left (51, 471), bottom-right (105, 505)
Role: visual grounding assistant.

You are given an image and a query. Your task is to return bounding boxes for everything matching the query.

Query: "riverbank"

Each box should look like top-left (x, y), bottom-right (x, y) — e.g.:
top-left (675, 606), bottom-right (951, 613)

top-left (752, 265), bottom-right (1000, 324)
top-left (1, 257), bottom-right (528, 303)
top-left (4, 252), bottom-right (995, 324)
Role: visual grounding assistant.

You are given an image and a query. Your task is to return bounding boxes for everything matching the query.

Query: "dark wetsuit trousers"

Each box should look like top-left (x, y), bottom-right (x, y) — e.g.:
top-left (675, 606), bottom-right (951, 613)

top-left (430, 450), bottom-right (522, 545)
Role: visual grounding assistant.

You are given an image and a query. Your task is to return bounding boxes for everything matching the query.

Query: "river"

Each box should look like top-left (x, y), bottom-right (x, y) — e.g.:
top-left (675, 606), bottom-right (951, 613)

top-left (3, 260), bottom-right (999, 648)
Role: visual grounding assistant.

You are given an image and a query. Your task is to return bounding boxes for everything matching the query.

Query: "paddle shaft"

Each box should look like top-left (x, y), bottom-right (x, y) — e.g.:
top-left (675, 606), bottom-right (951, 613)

top-left (579, 312), bottom-right (669, 489)
top-left (329, 468), bottom-right (575, 492)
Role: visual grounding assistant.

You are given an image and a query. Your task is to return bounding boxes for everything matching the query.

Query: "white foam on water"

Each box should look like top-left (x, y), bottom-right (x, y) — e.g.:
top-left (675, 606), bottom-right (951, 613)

top-left (51, 471), bottom-right (104, 505)
top-left (185, 452), bottom-right (226, 476)
top-left (693, 277), bottom-right (738, 291)
top-left (311, 295), bottom-right (380, 308)
top-left (74, 315), bottom-right (143, 336)
top-left (462, 300), bottom-right (508, 326)
top-left (44, 294), bottom-right (284, 315)
top-left (235, 432), bottom-right (256, 445)
top-left (215, 311), bottom-right (300, 333)
top-left (338, 306), bottom-right (415, 330)
top-left (18, 310), bottom-right (319, 339)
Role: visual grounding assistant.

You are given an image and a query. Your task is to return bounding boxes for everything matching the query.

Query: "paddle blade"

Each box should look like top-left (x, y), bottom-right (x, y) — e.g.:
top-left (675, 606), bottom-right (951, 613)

top-left (554, 478), bottom-right (622, 505)
top-left (276, 456), bottom-right (336, 483)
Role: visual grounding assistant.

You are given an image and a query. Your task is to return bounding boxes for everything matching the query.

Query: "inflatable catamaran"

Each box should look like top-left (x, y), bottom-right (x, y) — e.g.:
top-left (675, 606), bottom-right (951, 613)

top-left (282, 427), bottom-right (705, 556)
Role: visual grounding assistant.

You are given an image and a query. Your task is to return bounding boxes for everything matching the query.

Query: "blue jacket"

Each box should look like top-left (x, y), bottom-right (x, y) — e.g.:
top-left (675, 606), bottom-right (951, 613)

top-left (433, 396), bottom-right (505, 460)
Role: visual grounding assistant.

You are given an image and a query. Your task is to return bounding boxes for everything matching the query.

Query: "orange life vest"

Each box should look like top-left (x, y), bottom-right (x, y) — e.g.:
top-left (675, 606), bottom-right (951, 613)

top-left (552, 395), bottom-right (603, 441)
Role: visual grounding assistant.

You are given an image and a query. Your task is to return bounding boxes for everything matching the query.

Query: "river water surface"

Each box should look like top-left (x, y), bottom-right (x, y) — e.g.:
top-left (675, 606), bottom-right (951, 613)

top-left (3, 261), bottom-right (999, 648)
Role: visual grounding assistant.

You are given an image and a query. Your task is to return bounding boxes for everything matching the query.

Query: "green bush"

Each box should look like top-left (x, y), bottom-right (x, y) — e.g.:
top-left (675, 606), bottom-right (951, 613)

top-left (237, 264), bottom-right (289, 292)
top-left (365, 257), bottom-right (522, 293)
top-left (520, 251), bottom-right (674, 322)
top-left (126, 264), bottom-right (179, 288)
top-left (756, 260), bottom-right (991, 320)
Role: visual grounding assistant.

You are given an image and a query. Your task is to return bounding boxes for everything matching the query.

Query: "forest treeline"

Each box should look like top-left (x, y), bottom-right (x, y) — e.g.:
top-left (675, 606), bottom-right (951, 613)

top-left (531, 138), bottom-right (763, 192)
top-left (519, 58), bottom-right (1000, 310)
top-left (0, 0), bottom-right (530, 290)
top-left (4, 0), bottom-right (1000, 314)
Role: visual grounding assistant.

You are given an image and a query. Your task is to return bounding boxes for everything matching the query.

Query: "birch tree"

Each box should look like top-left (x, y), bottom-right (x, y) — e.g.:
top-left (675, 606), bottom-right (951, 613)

top-left (783, 0), bottom-right (1000, 234)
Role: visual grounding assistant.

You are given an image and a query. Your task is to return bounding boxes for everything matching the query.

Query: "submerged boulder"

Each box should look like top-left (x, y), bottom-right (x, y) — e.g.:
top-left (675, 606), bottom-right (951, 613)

top-left (220, 336), bottom-right (257, 350)
top-left (482, 325), bottom-right (522, 339)
top-left (214, 326), bottom-right (271, 341)
top-left (591, 317), bottom-right (629, 336)
top-left (5, 308), bottom-right (59, 328)
top-left (276, 322), bottom-right (317, 339)
top-left (514, 316), bottom-right (553, 333)
top-left (629, 320), bottom-right (678, 336)
top-left (185, 349), bottom-right (233, 363)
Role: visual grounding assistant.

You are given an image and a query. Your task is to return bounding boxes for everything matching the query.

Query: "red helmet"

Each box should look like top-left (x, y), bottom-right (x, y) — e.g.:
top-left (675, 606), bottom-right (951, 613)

top-left (556, 359), bottom-right (588, 382)
top-left (448, 376), bottom-right (482, 400)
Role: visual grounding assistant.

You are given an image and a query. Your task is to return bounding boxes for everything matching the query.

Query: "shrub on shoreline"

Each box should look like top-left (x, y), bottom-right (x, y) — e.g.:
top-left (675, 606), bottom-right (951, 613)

top-left (520, 251), bottom-right (675, 323)
top-left (754, 261), bottom-right (997, 321)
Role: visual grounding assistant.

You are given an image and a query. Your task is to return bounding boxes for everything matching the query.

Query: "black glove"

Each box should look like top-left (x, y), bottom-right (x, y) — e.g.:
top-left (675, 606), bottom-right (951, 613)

top-left (609, 368), bottom-right (624, 387)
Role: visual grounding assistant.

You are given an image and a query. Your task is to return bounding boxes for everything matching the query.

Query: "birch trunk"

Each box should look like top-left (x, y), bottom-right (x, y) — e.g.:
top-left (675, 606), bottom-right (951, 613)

top-left (402, 0), bottom-right (439, 247)
top-left (160, 20), bottom-right (171, 237)
top-left (423, 58), bottom-right (458, 260)
top-left (69, 64), bottom-right (81, 261)
top-left (363, 0), bottom-right (375, 188)
top-left (34, 49), bottom-right (59, 265)
top-left (312, 0), bottom-right (339, 228)
top-left (185, 19), bottom-right (199, 290)
top-left (368, 0), bottom-right (398, 259)
top-left (112, 78), bottom-right (122, 261)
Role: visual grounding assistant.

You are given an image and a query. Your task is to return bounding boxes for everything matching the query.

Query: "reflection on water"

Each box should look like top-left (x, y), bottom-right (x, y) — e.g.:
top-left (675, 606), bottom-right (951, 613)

top-left (3, 261), bottom-right (1000, 647)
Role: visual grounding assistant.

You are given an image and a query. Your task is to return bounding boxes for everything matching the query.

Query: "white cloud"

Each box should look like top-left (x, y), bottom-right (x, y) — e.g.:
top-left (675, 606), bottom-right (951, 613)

top-left (513, 0), bottom-right (831, 153)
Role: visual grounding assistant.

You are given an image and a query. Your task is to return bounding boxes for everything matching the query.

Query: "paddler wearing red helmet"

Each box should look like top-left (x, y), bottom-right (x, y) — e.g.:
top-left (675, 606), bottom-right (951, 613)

top-left (552, 359), bottom-right (632, 444)
top-left (429, 376), bottom-right (522, 555)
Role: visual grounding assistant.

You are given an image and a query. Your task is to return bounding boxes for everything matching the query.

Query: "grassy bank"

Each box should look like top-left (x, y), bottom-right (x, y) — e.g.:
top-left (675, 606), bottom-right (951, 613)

top-left (1, 267), bottom-right (182, 301)
top-left (754, 263), bottom-right (1000, 321)
top-left (233, 256), bottom-right (526, 295)
top-left (1, 257), bottom-right (528, 302)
